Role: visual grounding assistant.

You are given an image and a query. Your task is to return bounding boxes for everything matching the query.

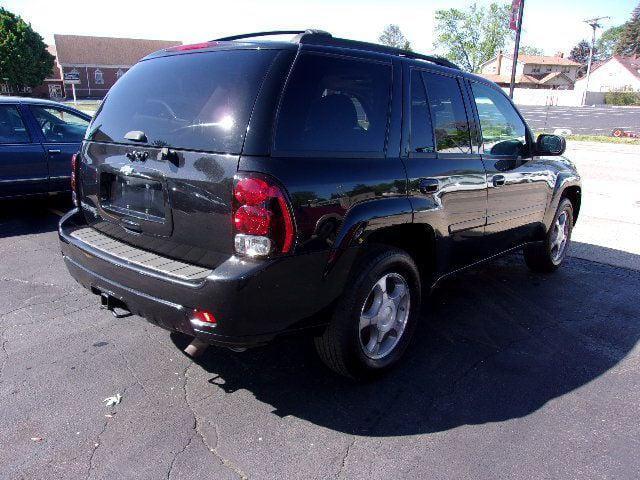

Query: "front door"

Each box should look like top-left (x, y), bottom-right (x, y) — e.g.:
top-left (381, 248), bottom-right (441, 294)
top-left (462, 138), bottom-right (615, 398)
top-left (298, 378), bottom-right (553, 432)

top-left (27, 105), bottom-right (90, 193)
top-left (0, 104), bottom-right (48, 198)
top-left (468, 81), bottom-right (549, 252)
top-left (404, 68), bottom-right (487, 273)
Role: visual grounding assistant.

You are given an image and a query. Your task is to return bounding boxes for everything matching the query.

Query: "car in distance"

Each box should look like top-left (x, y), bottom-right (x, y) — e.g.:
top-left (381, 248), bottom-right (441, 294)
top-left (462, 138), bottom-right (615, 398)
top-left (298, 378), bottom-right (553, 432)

top-left (0, 97), bottom-right (91, 199)
top-left (58, 30), bottom-right (581, 379)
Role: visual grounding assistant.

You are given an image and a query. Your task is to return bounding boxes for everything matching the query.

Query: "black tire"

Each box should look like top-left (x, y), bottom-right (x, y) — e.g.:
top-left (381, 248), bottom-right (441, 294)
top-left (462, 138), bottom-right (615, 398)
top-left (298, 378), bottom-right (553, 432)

top-left (524, 198), bottom-right (574, 273)
top-left (314, 247), bottom-right (421, 380)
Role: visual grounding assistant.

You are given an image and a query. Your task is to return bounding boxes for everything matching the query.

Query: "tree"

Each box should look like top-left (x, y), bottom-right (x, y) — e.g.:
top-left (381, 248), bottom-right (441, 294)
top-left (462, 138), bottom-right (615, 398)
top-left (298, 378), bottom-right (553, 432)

top-left (0, 8), bottom-right (54, 90)
top-left (569, 39), bottom-right (595, 65)
top-left (615, 4), bottom-right (640, 56)
top-left (519, 45), bottom-right (544, 56)
top-left (378, 24), bottom-right (411, 51)
top-left (595, 25), bottom-right (624, 60)
top-left (434, 2), bottom-right (514, 72)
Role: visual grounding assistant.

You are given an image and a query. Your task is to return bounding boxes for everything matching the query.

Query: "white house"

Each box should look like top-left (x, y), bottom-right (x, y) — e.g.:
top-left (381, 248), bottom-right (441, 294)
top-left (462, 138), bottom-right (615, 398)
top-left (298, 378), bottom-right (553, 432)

top-left (479, 51), bottom-right (581, 89)
top-left (575, 55), bottom-right (640, 92)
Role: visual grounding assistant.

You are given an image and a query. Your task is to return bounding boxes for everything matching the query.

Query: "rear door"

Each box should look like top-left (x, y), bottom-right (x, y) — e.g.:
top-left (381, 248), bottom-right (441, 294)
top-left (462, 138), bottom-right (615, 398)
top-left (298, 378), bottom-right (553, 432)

top-left (403, 67), bottom-right (487, 272)
top-left (28, 105), bottom-right (90, 193)
top-left (468, 80), bottom-right (549, 250)
top-left (0, 104), bottom-right (48, 198)
top-left (79, 48), bottom-right (281, 268)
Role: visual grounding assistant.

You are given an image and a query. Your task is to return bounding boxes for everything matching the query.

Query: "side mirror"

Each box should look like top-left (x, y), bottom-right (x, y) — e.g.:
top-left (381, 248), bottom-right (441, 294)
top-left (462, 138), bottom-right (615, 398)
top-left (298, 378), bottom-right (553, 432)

top-left (536, 134), bottom-right (566, 156)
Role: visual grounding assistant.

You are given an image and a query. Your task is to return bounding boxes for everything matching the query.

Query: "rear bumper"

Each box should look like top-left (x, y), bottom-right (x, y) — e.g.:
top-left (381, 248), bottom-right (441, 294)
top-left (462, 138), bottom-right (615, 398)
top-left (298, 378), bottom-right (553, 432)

top-left (59, 209), bottom-right (346, 347)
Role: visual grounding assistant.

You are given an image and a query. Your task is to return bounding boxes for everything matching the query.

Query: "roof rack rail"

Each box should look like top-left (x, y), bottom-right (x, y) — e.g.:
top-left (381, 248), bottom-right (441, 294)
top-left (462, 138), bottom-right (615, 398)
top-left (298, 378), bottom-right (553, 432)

top-left (213, 30), bottom-right (331, 42)
top-left (298, 34), bottom-right (461, 70)
top-left (213, 30), bottom-right (460, 70)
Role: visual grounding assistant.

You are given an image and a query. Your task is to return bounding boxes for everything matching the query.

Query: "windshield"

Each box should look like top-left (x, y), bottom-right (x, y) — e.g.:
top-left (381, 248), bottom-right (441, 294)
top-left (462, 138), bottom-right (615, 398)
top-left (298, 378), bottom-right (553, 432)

top-left (89, 49), bottom-right (278, 153)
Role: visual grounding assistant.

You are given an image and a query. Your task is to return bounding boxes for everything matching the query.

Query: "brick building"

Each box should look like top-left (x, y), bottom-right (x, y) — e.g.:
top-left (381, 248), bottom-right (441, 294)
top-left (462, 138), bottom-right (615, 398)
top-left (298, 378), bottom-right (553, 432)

top-left (1, 35), bottom-right (181, 99)
top-left (52, 35), bottom-right (181, 99)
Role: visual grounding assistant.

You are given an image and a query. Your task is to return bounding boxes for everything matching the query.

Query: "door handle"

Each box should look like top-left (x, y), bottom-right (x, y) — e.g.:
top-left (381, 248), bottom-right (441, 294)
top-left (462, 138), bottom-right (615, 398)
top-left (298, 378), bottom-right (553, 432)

top-left (48, 149), bottom-right (61, 155)
top-left (493, 175), bottom-right (506, 187)
top-left (418, 178), bottom-right (439, 194)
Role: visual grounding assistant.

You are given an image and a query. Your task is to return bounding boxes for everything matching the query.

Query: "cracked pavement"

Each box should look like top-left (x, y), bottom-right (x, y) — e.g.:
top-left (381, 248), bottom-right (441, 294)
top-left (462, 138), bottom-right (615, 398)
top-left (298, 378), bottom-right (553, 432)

top-left (1, 142), bottom-right (639, 479)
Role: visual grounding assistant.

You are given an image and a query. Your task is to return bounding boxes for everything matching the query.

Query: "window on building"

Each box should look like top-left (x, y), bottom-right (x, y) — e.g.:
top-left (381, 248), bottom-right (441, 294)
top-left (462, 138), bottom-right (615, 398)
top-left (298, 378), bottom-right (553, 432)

top-left (471, 82), bottom-right (527, 158)
top-left (421, 72), bottom-right (471, 154)
top-left (30, 106), bottom-right (89, 143)
top-left (94, 69), bottom-right (104, 85)
top-left (546, 66), bottom-right (552, 72)
top-left (0, 105), bottom-right (31, 144)
top-left (0, 83), bottom-right (10, 94)
top-left (274, 53), bottom-right (392, 154)
top-left (410, 70), bottom-right (434, 154)
top-left (116, 69), bottom-right (125, 79)
top-left (532, 66), bottom-right (541, 73)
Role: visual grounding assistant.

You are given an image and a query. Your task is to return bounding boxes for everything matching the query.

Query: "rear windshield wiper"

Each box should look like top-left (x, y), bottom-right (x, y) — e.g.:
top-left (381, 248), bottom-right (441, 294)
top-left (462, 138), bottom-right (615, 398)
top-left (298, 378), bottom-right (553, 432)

top-left (124, 130), bottom-right (148, 143)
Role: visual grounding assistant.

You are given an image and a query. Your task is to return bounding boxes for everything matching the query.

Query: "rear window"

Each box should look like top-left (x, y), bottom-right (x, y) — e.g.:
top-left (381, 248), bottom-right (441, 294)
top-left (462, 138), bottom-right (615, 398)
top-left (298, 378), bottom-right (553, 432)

top-left (89, 49), bottom-right (278, 153)
top-left (274, 53), bottom-right (392, 154)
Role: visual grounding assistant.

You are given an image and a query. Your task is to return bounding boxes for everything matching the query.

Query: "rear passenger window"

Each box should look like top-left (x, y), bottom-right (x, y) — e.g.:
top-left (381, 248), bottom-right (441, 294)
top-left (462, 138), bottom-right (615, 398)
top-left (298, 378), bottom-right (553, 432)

top-left (274, 53), bottom-right (391, 153)
top-left (471, 82), bottom-right (527, 157)
top-left (410, 70), bottom-right (434, 153)
top-left (0, 105), bottom-right (30, 144)
top-left (421, 72), bottom-right (471, 154)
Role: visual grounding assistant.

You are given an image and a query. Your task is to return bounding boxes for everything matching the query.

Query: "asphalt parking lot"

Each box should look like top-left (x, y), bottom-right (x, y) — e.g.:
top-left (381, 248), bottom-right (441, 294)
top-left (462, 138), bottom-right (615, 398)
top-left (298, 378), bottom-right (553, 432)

top-left (1, 142), bottom-right (639, 479)
top-left (519, 105), bottom-right (640, 136)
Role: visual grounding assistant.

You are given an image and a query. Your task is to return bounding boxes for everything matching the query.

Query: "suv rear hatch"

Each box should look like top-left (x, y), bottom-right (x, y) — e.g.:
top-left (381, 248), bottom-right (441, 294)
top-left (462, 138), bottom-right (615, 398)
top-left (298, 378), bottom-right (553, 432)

top-left (78, 47), bottom-right (280, 268)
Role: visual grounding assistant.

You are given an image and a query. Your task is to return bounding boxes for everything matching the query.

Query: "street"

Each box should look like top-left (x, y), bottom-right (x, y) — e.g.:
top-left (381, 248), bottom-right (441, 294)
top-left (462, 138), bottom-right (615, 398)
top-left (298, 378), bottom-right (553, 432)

top-left (519, 105), bottom-right (640, 136)
top-left (0, 142), bottom-right (639, 479)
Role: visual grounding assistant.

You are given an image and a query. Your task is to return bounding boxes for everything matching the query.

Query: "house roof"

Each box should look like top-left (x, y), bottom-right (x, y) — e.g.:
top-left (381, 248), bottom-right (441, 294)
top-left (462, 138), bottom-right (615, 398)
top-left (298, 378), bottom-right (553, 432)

top-left (538, 71), bottom-right (573, 84)
top-left (478, 73), bottom-right (541, 85)
top-left (53, 34), bottom-right (182, 66)
top-left (513, 54), bottom-right (580, 66)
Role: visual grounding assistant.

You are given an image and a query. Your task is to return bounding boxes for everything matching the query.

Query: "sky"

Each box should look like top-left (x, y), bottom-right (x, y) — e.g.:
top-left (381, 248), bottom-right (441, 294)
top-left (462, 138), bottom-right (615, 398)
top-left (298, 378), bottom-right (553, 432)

top-left (0, 0), bottom-right (634, 56)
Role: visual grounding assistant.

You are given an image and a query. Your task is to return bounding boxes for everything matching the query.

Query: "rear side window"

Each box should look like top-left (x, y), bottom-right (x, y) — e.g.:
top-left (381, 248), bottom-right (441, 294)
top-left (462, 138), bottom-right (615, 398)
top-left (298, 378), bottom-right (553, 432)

top-left (410, 70), bottom-right (434, 153)
top-left (89, 50), bottom-right (278, 153)
top-left (274, 53), bottom-right (392, 154)
top-left (471, 82), bottom-right (527, 157)
top-left (0, 105), bottom-right (30, 144)
top-left (421, 72), bottom-right (471, 154)
top-left (30, 106), bottom-right (89, 143)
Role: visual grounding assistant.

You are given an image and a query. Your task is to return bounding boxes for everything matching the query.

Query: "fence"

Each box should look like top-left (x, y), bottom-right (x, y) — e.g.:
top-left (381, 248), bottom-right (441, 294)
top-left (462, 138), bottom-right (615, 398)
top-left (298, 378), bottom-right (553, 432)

top-left (500, 88), bottom-right (606, 106)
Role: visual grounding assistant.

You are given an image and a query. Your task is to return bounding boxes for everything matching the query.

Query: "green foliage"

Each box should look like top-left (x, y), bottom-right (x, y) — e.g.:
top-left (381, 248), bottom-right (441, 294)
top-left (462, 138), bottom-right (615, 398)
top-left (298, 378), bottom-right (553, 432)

top-left (604, 91), bottom-right (640, 106)
top-left (378, 25), bottom-right (411, 51)
top-left (615, 6), bottom-right (640, 56)
top-left (596, 25), bottom-right (624, 60)
top-left (434, 2), bottom-right (514, 72)
top-left (519, 45), bottom-right (544, 56)
top-left (569, 40), bottom-right (594, 65)
top-left (0, 7), bottom-right (54, 89)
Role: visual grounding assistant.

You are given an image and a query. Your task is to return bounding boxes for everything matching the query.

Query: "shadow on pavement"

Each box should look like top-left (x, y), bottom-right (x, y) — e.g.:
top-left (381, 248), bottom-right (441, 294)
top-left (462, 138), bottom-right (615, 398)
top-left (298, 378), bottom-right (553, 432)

top-left (0, 195), bottom-right (71, 238)
top-left (171, 244), bottom-right (640, 436)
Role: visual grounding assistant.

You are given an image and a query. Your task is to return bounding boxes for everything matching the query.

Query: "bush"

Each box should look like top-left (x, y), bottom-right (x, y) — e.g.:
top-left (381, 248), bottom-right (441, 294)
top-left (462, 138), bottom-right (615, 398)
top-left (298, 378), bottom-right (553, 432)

top-left (604, 91), bottom-right (640, 106)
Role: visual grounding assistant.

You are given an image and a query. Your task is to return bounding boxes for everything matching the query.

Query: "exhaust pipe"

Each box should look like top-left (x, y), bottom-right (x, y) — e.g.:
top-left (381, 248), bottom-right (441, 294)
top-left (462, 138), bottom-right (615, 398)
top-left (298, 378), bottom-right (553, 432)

top-left (184, 337), bottom-right (209, 358)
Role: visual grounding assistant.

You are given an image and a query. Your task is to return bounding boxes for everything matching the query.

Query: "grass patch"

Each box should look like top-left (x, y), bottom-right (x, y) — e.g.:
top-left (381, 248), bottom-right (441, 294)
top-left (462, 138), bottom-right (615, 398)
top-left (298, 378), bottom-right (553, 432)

top-left (564, 134), bottom-right (640, 145)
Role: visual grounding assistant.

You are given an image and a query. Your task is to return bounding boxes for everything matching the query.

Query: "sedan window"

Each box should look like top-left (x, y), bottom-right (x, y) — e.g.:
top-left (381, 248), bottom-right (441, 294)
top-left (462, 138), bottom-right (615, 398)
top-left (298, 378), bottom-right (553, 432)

top-left (0, 105), bottom-right (31, 144)
top-left (30, 106), bottom-right (89, 143)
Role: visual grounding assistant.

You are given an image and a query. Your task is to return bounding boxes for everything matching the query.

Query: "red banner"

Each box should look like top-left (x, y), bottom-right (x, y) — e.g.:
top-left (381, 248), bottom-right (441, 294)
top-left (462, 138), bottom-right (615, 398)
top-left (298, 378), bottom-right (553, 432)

top-left (510, 0), bottom-right (522, 30)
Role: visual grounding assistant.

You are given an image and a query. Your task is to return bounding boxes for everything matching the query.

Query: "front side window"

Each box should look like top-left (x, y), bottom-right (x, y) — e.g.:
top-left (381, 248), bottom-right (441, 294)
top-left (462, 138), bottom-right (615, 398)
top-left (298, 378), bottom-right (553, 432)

top-left (421, 72), bottom-right (471, 154)
top-left (30, 106), bottom-right (89, 143)
top-left (471, 82), bottom-right (527, 157)
top-left (274, 53), bottom-right (392, 153)
top-left (410, 70), bottom-right (434, 153)
top-left (0, 105), bottom-right (30, 144)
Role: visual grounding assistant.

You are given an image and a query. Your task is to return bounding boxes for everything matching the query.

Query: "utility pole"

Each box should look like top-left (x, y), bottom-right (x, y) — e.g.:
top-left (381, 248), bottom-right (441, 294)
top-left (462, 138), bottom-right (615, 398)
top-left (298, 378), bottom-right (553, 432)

top-left (581, 16), bottom-right (610, 106)
top-left (509, 0), bottom-right (525, 99)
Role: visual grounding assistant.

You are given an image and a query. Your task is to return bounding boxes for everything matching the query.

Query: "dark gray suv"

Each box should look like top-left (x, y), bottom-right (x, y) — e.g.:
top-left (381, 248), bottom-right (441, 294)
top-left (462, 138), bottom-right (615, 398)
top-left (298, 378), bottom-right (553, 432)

top-left (59, 30), bottom-right (581, 379)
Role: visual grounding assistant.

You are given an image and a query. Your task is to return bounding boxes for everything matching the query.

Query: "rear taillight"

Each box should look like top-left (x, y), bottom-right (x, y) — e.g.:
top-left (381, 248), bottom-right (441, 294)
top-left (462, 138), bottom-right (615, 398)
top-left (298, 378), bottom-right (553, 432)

top-left (71, 152), bottom-right (80, 207)
top-left (233, 173), bottom-right (295, 257)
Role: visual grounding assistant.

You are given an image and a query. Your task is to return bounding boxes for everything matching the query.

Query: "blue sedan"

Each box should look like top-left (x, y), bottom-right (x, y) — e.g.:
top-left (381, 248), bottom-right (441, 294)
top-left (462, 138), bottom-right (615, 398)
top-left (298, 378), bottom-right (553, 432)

top-left (0, 97), bottom-right (91, 199)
